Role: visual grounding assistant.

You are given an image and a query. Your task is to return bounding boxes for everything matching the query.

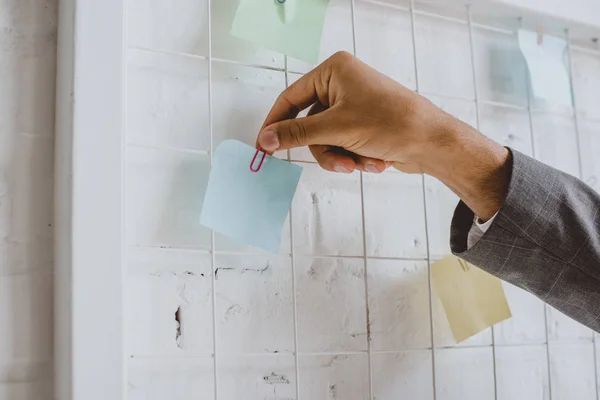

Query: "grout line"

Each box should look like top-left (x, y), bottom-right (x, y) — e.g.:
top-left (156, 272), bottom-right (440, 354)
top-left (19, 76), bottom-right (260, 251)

top-left (520, 17), bottom-right (553, 400)
top-left (127, 142), bottom-right (209, 156)
top-left (127, 341), bottom-right (593, 360)
top-left (471, 22), bottom-right (515, 36)
top-left (126, 245), bottom-right (430, 261)
top-left (570, 44), bottom-right (600, 56)
top-left (409, 1), bottom-right (437, 399)
top-left (358, 0), bottom-right (410, 12)
top-left (128, 44), bottom-right (208, 61)
top-left (284, 54), bottom-right (302, 400)
top-left (467, 7), bottom-right (498, 400)
top-left (413, 8), bottom-right (468, 25)
top-left (565, 29), bottom-right (585, 182)
top-left (566, 28), bottom-right (600, 400)
top-left (127, 43), bottom-right (580, 119)
top-left (207, 1), bottom-right (220, 399)
top-left (350, 0), bottom-right (373, 397)
top-left (122, 1), bottom-right (130, 395)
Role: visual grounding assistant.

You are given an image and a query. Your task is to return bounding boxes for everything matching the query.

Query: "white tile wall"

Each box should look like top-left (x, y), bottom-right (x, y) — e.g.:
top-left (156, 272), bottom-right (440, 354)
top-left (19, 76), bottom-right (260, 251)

top-left (495, 345), bottom-right (550, 400)
top-left (124, 0), bottom-right (600, 399)
top-left (0, 1), bottom-right (56, 399)
top-left (371, 350), bottom-right (434, 399)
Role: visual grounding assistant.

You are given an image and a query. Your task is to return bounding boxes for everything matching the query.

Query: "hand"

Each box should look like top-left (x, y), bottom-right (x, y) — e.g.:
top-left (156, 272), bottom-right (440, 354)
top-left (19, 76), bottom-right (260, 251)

top-left (257, 51), bottom-right (511, 220)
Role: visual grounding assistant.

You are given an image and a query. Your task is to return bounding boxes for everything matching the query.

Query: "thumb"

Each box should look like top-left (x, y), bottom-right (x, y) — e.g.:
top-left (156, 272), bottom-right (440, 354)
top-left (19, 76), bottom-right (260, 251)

top-left (257, 111), bottom-right (341, 152)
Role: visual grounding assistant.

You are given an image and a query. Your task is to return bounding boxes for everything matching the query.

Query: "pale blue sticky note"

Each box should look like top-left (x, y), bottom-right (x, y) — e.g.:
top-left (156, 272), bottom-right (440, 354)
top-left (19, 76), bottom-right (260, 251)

top-left (200, 140), bottom-right (302, 253)
top-left (518, 29), bottom-right (573, 107)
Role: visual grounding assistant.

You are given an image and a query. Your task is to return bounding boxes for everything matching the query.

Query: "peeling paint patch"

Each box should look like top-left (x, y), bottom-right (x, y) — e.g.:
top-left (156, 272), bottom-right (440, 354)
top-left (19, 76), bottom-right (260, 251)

top-left (175, 306), bottom-right (183, 349)
top-left (263, 372), bottom-right (290, 385)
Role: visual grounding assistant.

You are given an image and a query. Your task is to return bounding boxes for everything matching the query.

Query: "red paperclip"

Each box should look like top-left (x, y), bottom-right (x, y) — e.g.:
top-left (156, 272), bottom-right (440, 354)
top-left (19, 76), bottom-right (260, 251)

top-left (250, 148), bottom-right (267, 172)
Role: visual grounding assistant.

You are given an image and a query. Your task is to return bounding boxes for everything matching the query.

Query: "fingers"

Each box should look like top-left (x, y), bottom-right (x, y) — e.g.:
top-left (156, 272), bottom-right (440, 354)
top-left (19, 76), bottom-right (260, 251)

top-left (354, 155), bottom-right (388, 173)
top-left (310, 146), bottom-right (390, 174)
top-left (310, 145), bottom-right (356, 173)
top-left (258, 110), bottom-right (345, 152)
top-left (259, 62), bottom-right (332, 132)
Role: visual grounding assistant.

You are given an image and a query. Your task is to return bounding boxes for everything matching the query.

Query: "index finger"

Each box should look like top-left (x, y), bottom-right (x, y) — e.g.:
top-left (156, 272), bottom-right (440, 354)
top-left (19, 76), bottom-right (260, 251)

top-left (259, 61), bottom-right (332, 132)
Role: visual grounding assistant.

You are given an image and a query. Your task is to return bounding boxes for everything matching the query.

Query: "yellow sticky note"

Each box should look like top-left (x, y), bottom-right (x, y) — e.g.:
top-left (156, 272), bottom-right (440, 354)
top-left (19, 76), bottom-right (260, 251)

top-left (432, 255), bottom-right (511, 343)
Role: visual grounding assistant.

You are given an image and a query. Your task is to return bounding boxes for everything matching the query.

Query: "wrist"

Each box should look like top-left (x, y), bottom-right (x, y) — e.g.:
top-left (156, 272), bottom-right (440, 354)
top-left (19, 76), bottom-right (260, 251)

top-left (421, 120), bottom-right (511, 220)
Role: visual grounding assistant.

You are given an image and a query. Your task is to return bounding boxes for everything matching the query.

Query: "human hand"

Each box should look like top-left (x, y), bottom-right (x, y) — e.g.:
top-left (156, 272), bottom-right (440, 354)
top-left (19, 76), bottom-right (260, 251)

top-left (257, 51), bottom-right (463, 175)
top-left (256, 51), bottom-right (510, 220)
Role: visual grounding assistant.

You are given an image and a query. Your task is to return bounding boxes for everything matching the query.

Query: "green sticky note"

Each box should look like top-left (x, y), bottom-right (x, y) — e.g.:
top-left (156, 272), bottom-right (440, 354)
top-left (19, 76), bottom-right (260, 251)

top-left (200, 140), bottom-right (302, 253)
top-left (518, 29), bottom-right (573, 107)
top-left (230, 0), bottom-right (329, 64)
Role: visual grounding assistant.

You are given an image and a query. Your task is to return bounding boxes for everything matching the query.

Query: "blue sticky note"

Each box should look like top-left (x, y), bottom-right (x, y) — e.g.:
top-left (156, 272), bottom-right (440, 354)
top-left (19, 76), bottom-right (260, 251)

top-left (200, 140), bottom-right (302, 253)
top-left (518, 29), bottom-right (572, 107)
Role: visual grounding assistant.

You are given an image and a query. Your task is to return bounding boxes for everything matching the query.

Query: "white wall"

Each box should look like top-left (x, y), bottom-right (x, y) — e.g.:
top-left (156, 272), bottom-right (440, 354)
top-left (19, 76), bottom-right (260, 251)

top-left (0, 0), bottom-right (56, 399)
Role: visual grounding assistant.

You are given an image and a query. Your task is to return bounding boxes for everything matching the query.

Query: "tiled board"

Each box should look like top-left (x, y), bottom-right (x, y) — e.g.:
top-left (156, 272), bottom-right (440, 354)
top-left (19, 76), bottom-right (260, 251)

top-left (371, 351), bottom-right (434, 399)
top-left (423, 175), bottom-right (460, 260)
top-left (298, 354), bottom-right (369, 399)
top-left (579, 119), bottom-right (600, 192)
top-left (546, 305), bottom-right (594, 342)
top-left (549, 343), bottom-right (598, 400)
top-left (368, 260), bottom-right (431, 350)
top-left (414, 13), bottom-right (475, 99)
top-left (495, 345), bottom-right (549, 400)
top-left (286, 0), bottom-right (354, 73)
top-left (127, 0), bottom-right (209, 56)
top-left (435, 347), bottom-right (495, 400)
top-left (295, 257), bottom-right (367, 353)
top-left (362, 171), bottom-right (427, 259)
top-left (218, 354), bottom-right (296, 400)
top-left (123, 1), bottom-right (600, 398)
top-left (128, 357), bottom-right (215, 400)
top-left (126, 248), bottom-right (213, 357)
top-left (126, 146), bottom-right (212, 250)
top-left (472, 27), bottom-right (528, 107)
top-left (215, 255), bottom-right (295, 355)
top-left (572, 49), bottom-right (600, 121)
top-left (354, 0), bottom-right (417, 89)
top-left (127, 48), bottom-right (210, 151)
top-left (479, 104), bottom-right (533, 156)
top-left (493, 282), bottom-right (546, 345)
top-left (211, 62), bottom-right (286, 148)
top-left (292, 164), bottom-right (364, 257)
top-left (210, 0), bottom-right (283, 67)
top-left (530, 112), bottom-right (580, 177)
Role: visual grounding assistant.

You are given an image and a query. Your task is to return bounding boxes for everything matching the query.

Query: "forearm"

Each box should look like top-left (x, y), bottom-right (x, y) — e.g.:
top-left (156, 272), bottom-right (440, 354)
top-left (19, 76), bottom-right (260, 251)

top-left (421, 118), bottom-right (512, 221)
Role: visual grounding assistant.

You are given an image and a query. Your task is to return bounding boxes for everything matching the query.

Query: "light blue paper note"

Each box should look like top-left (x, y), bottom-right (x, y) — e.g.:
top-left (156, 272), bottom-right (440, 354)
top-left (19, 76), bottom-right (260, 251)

top-left (200, 140), bottom-right (303, 253)
top-left (518, 29), bottom-right (572, 107)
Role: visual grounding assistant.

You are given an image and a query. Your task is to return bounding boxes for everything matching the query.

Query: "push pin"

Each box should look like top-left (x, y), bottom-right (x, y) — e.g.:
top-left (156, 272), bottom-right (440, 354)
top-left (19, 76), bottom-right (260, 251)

top-left (275, 0), bottom-right (296, 24)
top-left (536, 24), bottom-right (544, 46)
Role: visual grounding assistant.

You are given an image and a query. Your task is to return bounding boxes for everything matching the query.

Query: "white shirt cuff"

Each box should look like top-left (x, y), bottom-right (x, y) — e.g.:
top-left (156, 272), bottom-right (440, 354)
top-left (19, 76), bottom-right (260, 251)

top-left (467, 212), bottom-right (498, 249)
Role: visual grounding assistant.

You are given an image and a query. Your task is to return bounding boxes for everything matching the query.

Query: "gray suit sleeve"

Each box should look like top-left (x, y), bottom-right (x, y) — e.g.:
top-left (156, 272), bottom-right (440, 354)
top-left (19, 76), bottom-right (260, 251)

top-left (450, 149), bottom-right (600, 332)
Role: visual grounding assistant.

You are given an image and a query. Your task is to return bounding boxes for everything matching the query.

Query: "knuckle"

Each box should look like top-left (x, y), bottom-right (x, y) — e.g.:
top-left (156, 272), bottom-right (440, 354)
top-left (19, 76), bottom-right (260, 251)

top-left (331, 50), bottom-right (354, 65)
top-left (288, 121), bottom-right (308, 147)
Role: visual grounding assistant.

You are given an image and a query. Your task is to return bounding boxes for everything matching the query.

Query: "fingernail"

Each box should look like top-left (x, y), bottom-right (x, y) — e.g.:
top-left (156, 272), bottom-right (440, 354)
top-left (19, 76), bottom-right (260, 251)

top-left (365, 164), bottom-right (380, 173)
top-left (258, 130), bottom-right (280, 151)
top-left (334, 165), bottom-right (351, 174)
